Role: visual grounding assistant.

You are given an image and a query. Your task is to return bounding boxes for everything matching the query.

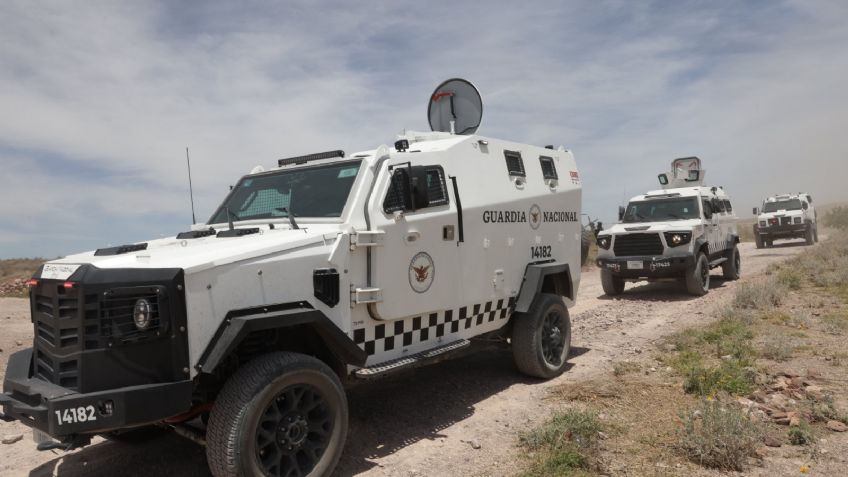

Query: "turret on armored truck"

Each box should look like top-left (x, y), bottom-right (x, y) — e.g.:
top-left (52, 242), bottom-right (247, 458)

top-left (753, 193), bottom-right (818, 248)
top-left (595, 157), bottom-right (740, 296)
top-left (0, 79), bottom-right (583, 477)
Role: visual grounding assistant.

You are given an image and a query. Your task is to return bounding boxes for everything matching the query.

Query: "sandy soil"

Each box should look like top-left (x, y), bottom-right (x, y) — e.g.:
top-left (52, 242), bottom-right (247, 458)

top-left (0, 239), bottom-right (813, 477)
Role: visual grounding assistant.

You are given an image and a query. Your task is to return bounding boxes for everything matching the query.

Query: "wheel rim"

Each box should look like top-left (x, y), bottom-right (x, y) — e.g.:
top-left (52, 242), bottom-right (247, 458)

top-left (700, 259), bottom-right (709, 290)
top-left (255, 384), bottom-right (334, 477)
top-left (541, 310), bottom-right (567, 366)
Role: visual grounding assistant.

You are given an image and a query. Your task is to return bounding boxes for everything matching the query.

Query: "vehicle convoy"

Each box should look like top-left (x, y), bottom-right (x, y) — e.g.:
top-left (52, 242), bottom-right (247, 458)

top-left (752, 193), bottom-right (818, 248)
top-left (595, 157), bottom-right (740, 296)
top-left (0, 79), bottom-right (583, 477)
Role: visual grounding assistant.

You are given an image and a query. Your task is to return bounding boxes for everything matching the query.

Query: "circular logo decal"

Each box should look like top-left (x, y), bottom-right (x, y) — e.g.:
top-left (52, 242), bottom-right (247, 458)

top-left (408, 252), bottom-right (435, 293)
top-left (529, 204), bottom-right (541, 230)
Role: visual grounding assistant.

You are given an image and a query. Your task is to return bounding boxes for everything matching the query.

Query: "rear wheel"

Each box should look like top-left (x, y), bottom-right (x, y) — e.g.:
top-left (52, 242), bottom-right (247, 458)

top-left (685, 253), bottom-right (710, 296)
top-left (722, 245), bottom-right (741, 280)
top-left (206, 352), bottom-right (347, 477)
top-left (600, 269), bottom-right (625, 295)
top-left (512, 293), bottom-right (572, 379)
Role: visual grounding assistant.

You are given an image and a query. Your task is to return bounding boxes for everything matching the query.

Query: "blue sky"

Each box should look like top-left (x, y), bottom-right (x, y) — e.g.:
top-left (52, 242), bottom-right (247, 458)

top-left (1, 0), bottom-right (847, 258)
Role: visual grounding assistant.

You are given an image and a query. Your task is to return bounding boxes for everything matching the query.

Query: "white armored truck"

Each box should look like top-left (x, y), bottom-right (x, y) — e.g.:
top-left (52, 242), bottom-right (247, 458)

top-left (595, 157), bottom-right (740, 296)
top-left (1, 79), bottom-right (583, 477)
top-left (753, 193), bottom-right (818, 248)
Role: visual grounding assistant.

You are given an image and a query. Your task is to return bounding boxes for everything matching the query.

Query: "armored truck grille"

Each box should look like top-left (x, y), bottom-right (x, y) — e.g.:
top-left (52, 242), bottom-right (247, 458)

top-left (99, 292), bottom-right (162, 342)
top-left (613, 233), bottom-right (664, 256)
top-left (781, 217), bottom-right (792, 226)
top-left (31, 283), bottom-right (85, 390)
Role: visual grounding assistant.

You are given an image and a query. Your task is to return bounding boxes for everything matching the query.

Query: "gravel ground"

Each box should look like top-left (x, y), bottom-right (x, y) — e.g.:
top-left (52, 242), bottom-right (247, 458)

top-left (0, 240), bottom-right (812, 477)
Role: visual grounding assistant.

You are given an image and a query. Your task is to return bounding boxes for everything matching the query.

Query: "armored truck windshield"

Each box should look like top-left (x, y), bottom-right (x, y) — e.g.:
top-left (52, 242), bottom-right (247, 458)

top-left (622, 197), bottom-right (699, 223)
top-left (209, 160), bottom-right (362, 223)
top-left (763, 198), bottom-right (801, 213)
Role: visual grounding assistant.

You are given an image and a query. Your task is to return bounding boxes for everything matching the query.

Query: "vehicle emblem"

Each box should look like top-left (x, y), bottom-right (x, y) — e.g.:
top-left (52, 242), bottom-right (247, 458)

top-left (529, 204), bottom-right (541, 230)
top-left (408, 252), bottom-right (435, 293)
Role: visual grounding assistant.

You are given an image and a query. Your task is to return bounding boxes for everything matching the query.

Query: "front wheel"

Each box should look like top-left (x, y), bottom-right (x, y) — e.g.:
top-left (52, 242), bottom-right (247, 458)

top-left (600, 269), bottom-right (625, 295)
top-left (754, 234), bottom-right (764, 249)
top-left (805, 225), bottom-right (814, 245)
top-left (685, 253), bottom-right (710, 296)
top-left (722, 245), bottom-right (741, 280)
top-left (206, 352), bottom-right (348, 477)
top-left (512, 293), bottom-right (572, 379)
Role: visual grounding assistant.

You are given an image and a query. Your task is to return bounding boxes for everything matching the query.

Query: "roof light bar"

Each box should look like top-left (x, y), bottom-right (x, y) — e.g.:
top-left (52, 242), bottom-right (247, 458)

top-left (278, 150), bottom-right (345, 167)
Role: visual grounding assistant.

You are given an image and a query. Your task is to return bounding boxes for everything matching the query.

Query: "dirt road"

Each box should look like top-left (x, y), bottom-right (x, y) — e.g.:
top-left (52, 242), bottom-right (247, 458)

top-left (0, 240), bottom-right (812, 477)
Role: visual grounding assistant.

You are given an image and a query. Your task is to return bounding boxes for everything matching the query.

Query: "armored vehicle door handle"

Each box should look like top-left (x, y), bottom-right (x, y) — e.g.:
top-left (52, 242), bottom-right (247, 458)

top-left (404, 232), bottom-right (420, 244)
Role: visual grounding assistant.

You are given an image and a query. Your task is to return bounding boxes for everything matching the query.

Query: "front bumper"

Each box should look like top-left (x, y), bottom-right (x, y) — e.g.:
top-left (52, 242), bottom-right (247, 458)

top-left (596, 254), bottom-right (695, 278)
top-left (1, 348), bottom-right (192, 438)
top-left (755, 223), bottom-right (807, 238)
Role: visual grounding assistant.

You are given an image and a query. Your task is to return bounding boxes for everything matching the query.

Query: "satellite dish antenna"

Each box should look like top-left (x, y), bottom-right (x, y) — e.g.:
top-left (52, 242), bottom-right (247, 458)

top-left (427, 78), bottom-right (483, 135)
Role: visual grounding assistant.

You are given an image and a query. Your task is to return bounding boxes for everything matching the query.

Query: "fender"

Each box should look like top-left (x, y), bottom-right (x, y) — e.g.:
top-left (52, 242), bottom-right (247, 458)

top-left (730, 234), bottom-right (740, 245)
top-left (514, 262), bottom-right (573, 313)
top-left (693, 236), bottom-right (709, 255)
top-left (198, 304), bottom-right (367, 373)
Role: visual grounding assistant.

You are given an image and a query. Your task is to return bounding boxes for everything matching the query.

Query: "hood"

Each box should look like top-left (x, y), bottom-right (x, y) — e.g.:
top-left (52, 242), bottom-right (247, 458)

top-left (758, 210), bottom-right (803, 220)
top-left (603, 219), bottom-right (704, 235)
top-left (41, 224), bottom-right (341, 277)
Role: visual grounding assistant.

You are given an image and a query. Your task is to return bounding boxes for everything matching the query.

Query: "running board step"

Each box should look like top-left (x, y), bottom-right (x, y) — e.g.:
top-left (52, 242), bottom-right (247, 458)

top-left (354, 339), bottom-right (470, 379)
top-left (709, 257), bottom-right (727, 268)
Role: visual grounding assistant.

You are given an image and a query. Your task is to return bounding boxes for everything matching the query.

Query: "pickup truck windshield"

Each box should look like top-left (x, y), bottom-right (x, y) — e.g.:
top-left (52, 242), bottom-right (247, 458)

top-left (209, 161), bottom-right (362, 223)
top-left (763, 199), bottom-right (801, 213)
top-left (623, 197), bottom-right (700, 223)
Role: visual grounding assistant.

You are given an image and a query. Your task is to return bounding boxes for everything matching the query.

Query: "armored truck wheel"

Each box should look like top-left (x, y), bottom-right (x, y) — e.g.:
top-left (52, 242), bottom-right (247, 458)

top-left (685, 253), bottom-right (710, 296)
top-left (805, 225), bottom-right (814, 245)
top-left (600, 269), bottom-right (625, 295)
top-left (722, 244), bottom-right (741, 280)
top-left (207, 352), bottom-right (347, 477)
top-left (511, 293), bottom-right (572, 379)
top-left (755, 234), bottom-right (764, 249)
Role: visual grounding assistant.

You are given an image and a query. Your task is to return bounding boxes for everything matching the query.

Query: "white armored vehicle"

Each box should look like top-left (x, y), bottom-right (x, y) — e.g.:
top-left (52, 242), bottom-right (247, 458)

top-left (595, 157), bottom-right (740, 296)
top-left (1, 79), bottom-right (583, 477)
top-left (753, 193), bottom-right (818, 248)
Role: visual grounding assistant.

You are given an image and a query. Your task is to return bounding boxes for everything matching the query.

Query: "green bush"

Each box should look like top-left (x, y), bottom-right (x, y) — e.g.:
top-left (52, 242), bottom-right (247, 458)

top-left (519, 408), bottom-right (604, 476)
top-left (682, 360), bottom-right (755, 396)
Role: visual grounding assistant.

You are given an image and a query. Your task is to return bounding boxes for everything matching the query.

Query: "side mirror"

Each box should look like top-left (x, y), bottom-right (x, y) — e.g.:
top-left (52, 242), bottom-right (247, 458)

top-left (703, 202), bottom-right (713, 220)
top-left (752, 207), bottom-right (759, 216)
top-left (802, 202), bottom-right (809, 210)
top-left (618, 206), bottom-right (625, 221)
top-left (658, 174), bottom-right (668, 186)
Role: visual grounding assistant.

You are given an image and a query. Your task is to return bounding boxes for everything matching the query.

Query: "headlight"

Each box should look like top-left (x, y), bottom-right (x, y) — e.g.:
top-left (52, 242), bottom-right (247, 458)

top-left (133, 298), bottom-right (152, 330)
top-left (759, 221), bottom-right (766, 227)
top-left (793, 217), bottom-right (802, 224)
top-left (664, 231), bottom-right (692, 247)
top-left (597, 235), bottom-right (611, 250)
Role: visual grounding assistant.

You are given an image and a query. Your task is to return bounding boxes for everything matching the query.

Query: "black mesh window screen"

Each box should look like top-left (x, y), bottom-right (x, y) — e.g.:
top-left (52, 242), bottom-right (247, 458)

top-left (425, 167), bottom-right (448, 206)
top-left (539, 156), bottom-right (558, 180)
top-left (383, 169), bottom-right (410, 213)
top-left (504, 150), bottom-right (525, 177)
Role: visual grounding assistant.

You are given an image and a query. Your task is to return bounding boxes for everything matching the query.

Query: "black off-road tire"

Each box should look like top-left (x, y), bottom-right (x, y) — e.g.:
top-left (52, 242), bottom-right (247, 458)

top-left (722, 244), bottom-right (741, 280)
top-left (765, 239), bottom-right (774, 248)
top-left (805, 225), bottom-right (814, 245)
top-left (814, 226), bottom-right (819, 243)
top-left (685, 253), bottom-right (710, 296)
top-left (206, 352), bottom-right (347, 477)
top-left (512, 293), bottom-right (572, 379)
top-left (600, 269), bottom-right (625, 295)
top-left (754, 234), bottom-right (764, 249)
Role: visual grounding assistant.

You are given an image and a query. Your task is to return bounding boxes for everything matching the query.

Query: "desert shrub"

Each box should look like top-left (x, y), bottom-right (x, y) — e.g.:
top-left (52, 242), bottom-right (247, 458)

top-left (822, 312), bottom-right (848, 334)
top-left (759, 336), bottom-right (794, 361)
top-left (776, 267), bottom-right (803, 290)
top-left (677, 400), bottom-right (762, 471)
top-left (732, 279), bottom-right (784, 310)
top-left (519, 408), bottom-right (604, 475)
top-left (788, 422), bottom-right (814, 446)
top-left (612, 361), bottom-right (640, 376)
top-left (682, 360), bottom-right (755, 396)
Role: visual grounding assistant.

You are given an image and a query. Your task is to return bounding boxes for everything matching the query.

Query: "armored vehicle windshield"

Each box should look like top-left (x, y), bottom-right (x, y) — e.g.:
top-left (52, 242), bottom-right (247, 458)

top-left (622, 196), bottom-right (699, 223)
top-left (763, 198), bottom-right (801, 213)
top-left (209, 160), bottom-right (362, 223)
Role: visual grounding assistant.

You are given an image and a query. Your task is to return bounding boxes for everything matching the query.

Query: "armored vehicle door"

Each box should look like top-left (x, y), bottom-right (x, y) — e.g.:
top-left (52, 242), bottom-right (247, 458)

top-left (367, 163), bottom-right (463, 320)
top-left (702, 197), bottom-right (722, 255)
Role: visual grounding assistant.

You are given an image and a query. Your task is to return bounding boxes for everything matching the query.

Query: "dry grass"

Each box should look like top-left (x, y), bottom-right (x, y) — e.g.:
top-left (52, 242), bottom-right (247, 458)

top-left (676, 400), bottom-right (763, 471)
top-left (0, 258), bottom-right (44, 279)
top-left (518, 407), bottom-right (605, 476)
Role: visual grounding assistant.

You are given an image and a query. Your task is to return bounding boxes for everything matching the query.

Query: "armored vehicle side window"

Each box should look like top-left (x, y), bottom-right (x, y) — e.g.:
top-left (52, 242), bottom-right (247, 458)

top-left (539, 156), bottom-right (558, 180)
top-left (383, 165), bottom-right (448, 213)
top-left (716, 199), bottom-right (727, 214)
top-left (724, 200), bottom-right (733, 212)
top-left (504, 150), bottom-right (525, 177)
top-left (702, 199), bottom-right (713, 218)
top-left (208, 161), bottom-right (362, 223)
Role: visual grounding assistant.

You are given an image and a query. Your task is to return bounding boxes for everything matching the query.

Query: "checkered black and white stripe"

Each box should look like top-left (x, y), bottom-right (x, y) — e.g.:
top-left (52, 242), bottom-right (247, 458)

top-left (352, 297), bottom-right (516, 356)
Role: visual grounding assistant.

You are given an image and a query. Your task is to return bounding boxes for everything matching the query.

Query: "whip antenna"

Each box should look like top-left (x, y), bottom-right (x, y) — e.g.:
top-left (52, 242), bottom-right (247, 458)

top-left (186, 147), bottom-right (197, 225)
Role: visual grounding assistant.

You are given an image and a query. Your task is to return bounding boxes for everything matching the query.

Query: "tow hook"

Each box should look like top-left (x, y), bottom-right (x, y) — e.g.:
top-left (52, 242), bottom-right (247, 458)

top-left (36, 435), bottom-right (91, 452)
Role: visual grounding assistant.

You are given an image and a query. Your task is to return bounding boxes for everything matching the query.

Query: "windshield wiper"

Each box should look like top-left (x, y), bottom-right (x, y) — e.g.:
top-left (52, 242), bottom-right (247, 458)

top-left (275, 207), bottom-right (300, 230)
